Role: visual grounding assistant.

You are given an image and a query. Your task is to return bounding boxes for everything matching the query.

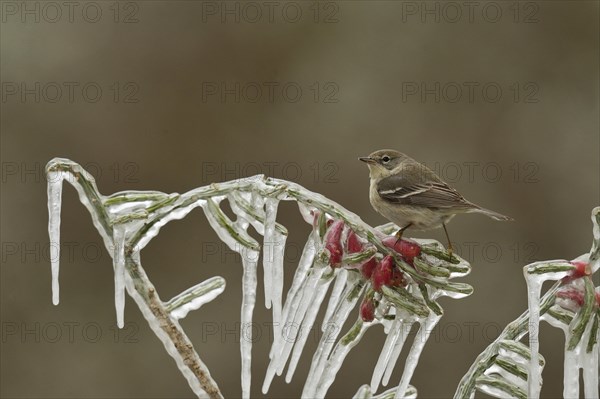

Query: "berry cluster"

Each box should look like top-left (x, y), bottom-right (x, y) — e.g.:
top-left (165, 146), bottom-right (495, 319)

top-left (315, 212), bottom-right (426, 323)
top-left (557, 261), bottom-right (600, 311)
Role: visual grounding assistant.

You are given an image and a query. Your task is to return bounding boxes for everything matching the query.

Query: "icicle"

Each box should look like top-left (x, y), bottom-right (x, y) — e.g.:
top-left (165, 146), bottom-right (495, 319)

top-left (281, 232), bottom-right (318, 326)
top-left (371, 318), bottom-right (401, 391)
top-left (323, 269), bottom-right (348, 327)
top-left (225, 212), bottom-right (259, 399)
top-left (275, 266), bottom-right (326, 361)
top-left (202, 199), bottom-right (259, 399)
top-left (382, 320), bottom-right (414, 386)
top-left (262, 261), bottom-right (327, 394)
top-left (264, 198), bottom-right (286, 351)
top-left (303, 278), bottom-right (365, 398)
top-left (270, 231), bottom-right (318, 364)
top-left (263, 198), bottom-right (280, 311)
top-left (582, 338), bottom-right (599, 398)
top-left (166, 277), bottom-right (226, 320)
top-left (524, 273), bottom-right (543, 399)
top-left (581, 306), bottom-right (599, 398)
top-left (240, 247), bottom-right (259, 399)
top-left (286, 270), bottom-right (337, 383)
top-left (562, 353), bottom-right (578, 398)
top-left (113, 224), bottom-right (127, 328)
top-left (590, 207), bottom-right (600, 273)
top-left (314, 319), bottom-right (371, 397)
top-left (353, 384), bottom-right (372, 399)
top-left (394, 314), bottom-right (441, 399)
top-left (47, 170), bottom-right (64, 305)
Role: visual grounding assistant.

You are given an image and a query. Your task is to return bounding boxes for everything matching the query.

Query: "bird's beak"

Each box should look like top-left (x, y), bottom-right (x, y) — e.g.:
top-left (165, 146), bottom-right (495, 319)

top-left (359, 156), bottom-right (376, 164)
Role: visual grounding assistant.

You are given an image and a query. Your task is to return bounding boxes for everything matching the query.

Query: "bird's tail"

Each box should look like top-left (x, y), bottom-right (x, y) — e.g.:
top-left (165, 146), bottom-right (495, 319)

top-left (471, 206), bottom-right (514, 221)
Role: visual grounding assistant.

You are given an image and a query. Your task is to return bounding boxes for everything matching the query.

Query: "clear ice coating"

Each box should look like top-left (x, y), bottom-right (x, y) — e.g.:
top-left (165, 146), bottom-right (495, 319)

top-left (394, 314), bottom-right (441, 399)
top-left (303, 277), bottom-right (365, 398)
top-left (263, 198), bottom-right (286, 351)
top-left (47, 170), bottom-right (64, 305)
top-left (371, 317), bottom-right (401, 391)
top-left (48, 159), bottom-right (599, 399)
top-left (167, 277), bottom-right (227, 320)
top-left (113, 225), bottom-right (127, 328)
top-left (240, 247), bottom-right (259, 399)
top-left (525, 272), bottom-right (544, 399)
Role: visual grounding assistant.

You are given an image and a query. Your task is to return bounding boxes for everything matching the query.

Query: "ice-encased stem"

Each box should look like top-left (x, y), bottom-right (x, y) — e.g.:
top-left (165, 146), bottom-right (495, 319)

top-left (353, 384), bottom-right (417, 399)
top-left (124, 251), bottom-right (222, 398)
top-left (454, 281), bottom-right (561, 399)
top-left (47, 170), bottom-right (64, 305)
top-left (166, 276), bottom-right (226, 319)
top-left (46, 159), bottom-right (481, 399)
top-left (46, 160), bottom-right (225, 398)
top-left (523, 261), bottom-right (573, 399)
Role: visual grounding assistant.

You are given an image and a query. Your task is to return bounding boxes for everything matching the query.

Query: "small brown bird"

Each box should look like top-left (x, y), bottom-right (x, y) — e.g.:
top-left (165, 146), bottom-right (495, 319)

top-left (359, 149), bottom-right (513, 254)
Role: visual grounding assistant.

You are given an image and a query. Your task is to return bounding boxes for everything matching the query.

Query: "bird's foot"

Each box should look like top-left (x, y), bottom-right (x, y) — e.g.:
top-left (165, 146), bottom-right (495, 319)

top-left (394, 230), bottom-right (404, 246)
top-left (446, 243), bottom-right (454, 258)
top-left (394, 223), bottom-right (413, 246)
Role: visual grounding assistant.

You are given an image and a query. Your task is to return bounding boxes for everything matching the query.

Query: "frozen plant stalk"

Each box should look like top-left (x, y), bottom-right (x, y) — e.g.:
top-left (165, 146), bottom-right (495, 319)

top-left (47, 158), bottom-right (596, 399)
top-left (454, 207), bottom-right (600, 399)
top-left (44, 158), bottom-right (475, 399)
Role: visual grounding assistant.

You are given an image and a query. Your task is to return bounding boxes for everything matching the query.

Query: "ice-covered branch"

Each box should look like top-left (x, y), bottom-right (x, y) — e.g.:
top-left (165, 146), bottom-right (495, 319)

top-left (454, 207), bottom-right (600, 399)
top-left (46, 158), bottom-right (474, 399)
top-left (46, 159), bottom-right (223, 399)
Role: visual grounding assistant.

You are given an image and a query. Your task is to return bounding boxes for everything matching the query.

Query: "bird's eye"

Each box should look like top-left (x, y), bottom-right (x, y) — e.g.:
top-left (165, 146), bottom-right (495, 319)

top-left (381, 156), bottom-right (391, 163)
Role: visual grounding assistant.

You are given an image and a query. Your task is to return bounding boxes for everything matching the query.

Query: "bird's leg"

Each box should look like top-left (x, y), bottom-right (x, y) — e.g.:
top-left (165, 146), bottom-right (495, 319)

top-left (394, 223), bottom-right (413, 245)
top-left (442, 222), bottom-right (453, 257)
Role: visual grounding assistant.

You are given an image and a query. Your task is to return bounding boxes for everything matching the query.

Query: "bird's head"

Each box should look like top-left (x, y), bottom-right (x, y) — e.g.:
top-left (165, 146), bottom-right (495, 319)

top-left (359, 149), bottom-right (406, 179)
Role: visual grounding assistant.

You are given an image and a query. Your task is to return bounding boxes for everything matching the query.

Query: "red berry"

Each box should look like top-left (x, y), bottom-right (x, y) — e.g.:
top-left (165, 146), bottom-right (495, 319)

top-left (361, 258), bottom-right (378, 280)
top-left (325, 220), bottom-right (345, 267)
top-left (562, 261), bottom-right (591, 284)
top-left (557, 289), bottom-right (585, 306)
top-left (382, 236), bottom-right (421, 265)
top-left (389, 267), bottom-right (407, 287)
top-left (360, 296), bottom-right (376, 322)
top-left (346, 230), bottom-right (363, 254)
top-left (372, 255), bottom-right (394, 291)
top-left (570, 261), bottom-right (589, 278)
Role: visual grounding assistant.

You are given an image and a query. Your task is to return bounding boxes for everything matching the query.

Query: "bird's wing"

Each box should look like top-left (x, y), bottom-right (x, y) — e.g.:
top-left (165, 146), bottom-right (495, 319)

top-left (376, 174), bottom-right (473, 209)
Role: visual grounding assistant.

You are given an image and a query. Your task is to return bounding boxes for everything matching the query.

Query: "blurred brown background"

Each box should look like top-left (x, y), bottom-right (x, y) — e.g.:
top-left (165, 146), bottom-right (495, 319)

top-left (1, 1), bottom-right (598, 398)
